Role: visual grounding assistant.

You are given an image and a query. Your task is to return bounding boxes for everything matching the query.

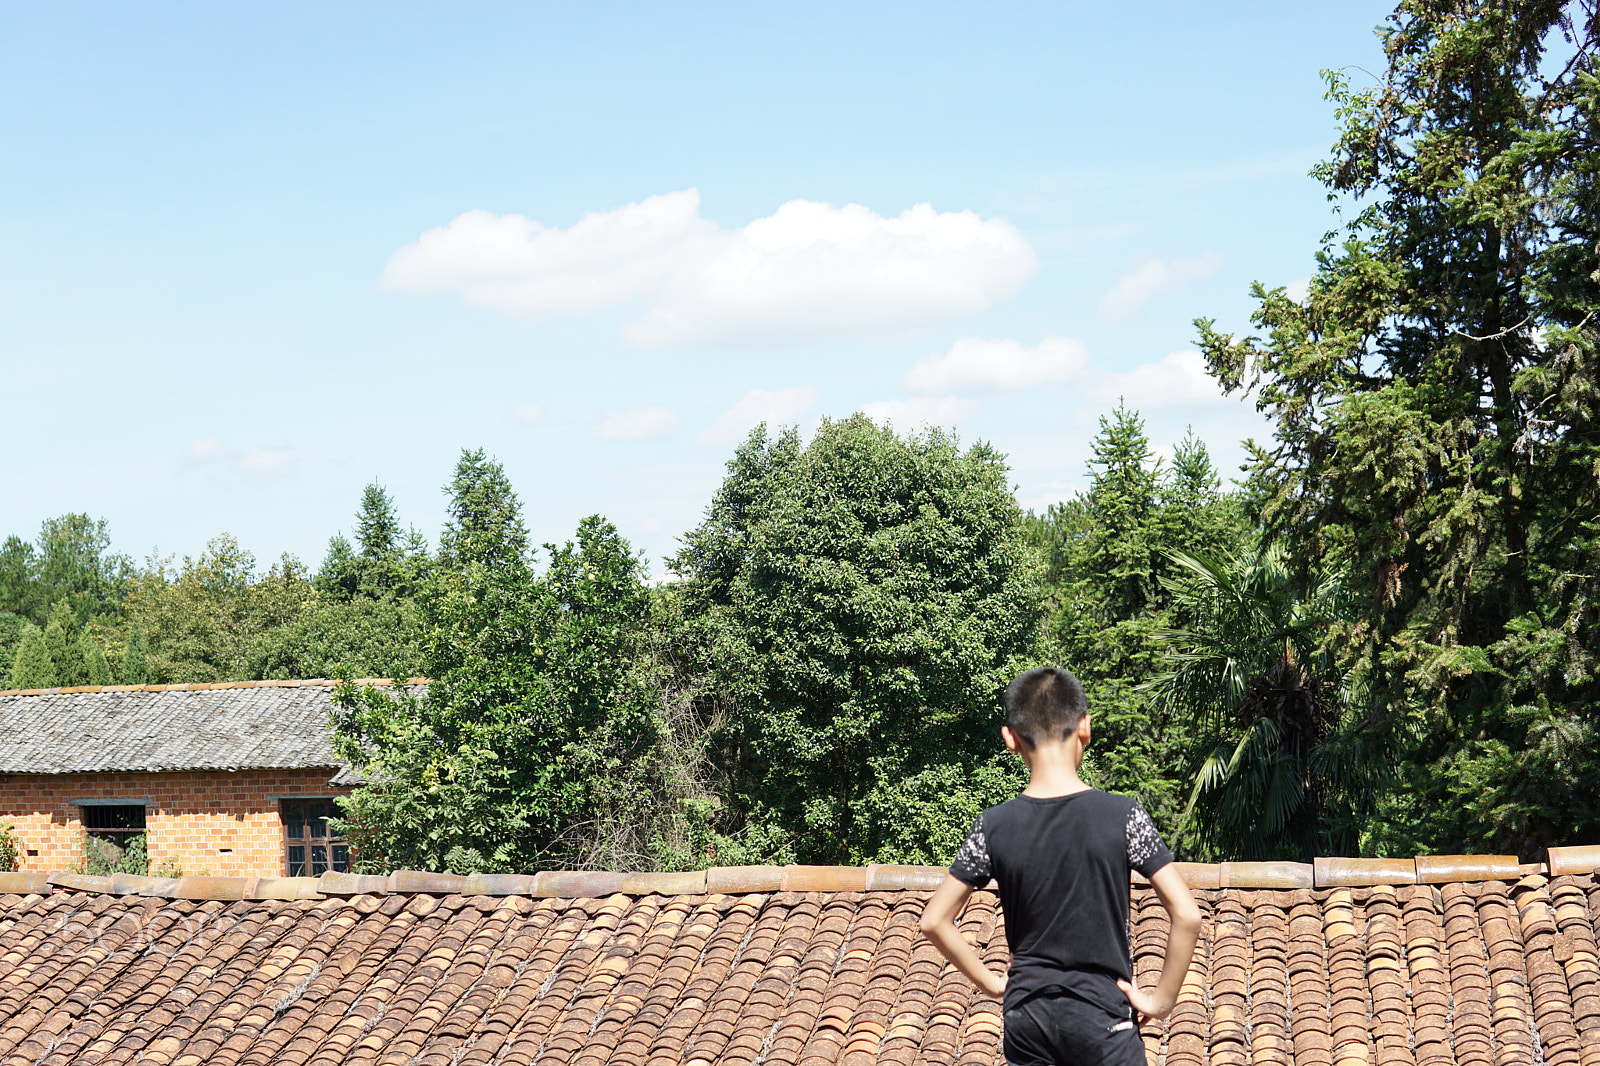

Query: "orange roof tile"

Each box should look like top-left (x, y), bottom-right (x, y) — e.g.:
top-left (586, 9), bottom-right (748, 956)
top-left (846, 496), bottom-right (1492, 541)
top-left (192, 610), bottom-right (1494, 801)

top-left (0, 861), bottom-right (1598, 1065)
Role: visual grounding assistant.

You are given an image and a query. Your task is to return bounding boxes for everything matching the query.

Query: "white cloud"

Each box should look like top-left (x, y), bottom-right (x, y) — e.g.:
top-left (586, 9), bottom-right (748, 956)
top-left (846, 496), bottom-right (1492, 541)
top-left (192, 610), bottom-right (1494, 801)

top-left (699, 386), bottom-right (816, 444)
top-left (1099, 252), bottom-right (1223, 320)
top-left (185, 437), bottom-right (224, 462)
top-left (858, 396), bottom-right (977, 429)
top-left (239, 448), bottom-right (292, 481)
top-left (381, 189), bottom-right (1036, 347)
top-left (181, 438), bottom-right (292, 484)
top-left (1285, 277), bottom-right (1311, 303)
top-left (1089, 350), bottom-right (1234, 410)
top-left (905, 335), bottom-right (1088, 394)
top-left (593, 406), bottom-right (680, 441)
top-left (509, 402), bottom-right (544, 425)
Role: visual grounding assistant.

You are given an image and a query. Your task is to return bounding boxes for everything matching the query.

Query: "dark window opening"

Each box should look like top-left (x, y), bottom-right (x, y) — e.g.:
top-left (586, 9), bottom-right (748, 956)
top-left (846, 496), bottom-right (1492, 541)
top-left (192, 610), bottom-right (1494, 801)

top-left (81, 804), bottom-right (146, 835)
top-left (281, 799), bottom-right (349, 877)
top-left (80, 804), bottom-right (147, 864)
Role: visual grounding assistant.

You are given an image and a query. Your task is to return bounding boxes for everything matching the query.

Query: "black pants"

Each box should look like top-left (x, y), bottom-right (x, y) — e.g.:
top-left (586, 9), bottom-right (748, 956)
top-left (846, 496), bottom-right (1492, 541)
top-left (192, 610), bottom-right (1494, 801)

top-left (1003, 990), bottom-right (1144, 1066)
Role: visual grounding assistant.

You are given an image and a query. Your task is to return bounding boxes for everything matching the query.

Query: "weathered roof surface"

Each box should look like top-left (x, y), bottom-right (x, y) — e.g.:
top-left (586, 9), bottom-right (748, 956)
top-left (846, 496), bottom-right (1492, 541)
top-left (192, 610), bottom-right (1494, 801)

top-left (0, 679), bottom-right (420, 774)
top-left (0, 873), bottom-right (1597, 1066)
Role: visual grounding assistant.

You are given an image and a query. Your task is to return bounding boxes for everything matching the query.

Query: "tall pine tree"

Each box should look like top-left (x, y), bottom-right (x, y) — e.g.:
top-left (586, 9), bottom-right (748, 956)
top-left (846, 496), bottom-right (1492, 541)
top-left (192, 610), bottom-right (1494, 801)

top-left (9, 624), bottom-right (54, 688)
top-left (120, 619), bottom-right (150, 685)
top-left (1028, 406), bottom-right (1249, 851)
top-left (1196, 0), bottom-right (1600, 856)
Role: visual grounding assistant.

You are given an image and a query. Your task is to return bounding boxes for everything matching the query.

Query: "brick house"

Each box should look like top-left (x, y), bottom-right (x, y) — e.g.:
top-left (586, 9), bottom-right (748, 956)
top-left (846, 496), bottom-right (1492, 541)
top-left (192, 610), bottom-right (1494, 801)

top-left (0, 679), bottom-right (415, 877)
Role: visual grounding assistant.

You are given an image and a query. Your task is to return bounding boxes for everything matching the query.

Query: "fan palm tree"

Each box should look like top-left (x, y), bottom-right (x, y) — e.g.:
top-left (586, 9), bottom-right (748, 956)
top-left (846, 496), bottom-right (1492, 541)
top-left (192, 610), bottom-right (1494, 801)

top-left (1147, 545), bottom-right (1397, 861)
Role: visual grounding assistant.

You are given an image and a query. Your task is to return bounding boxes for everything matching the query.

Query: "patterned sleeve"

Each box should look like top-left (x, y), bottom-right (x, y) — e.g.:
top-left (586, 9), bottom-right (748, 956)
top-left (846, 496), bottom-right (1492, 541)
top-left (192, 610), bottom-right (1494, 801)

top-left (1125, 801), bottom-right (1173, 877)
top-left (949, 815), bottom-right (992, 888)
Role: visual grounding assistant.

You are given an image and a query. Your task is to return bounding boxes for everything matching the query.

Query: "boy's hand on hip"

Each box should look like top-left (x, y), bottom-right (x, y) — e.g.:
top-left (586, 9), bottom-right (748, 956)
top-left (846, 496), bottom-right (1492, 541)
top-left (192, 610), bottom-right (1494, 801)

top-left (1116, 978), bottom-right (1172, 1023)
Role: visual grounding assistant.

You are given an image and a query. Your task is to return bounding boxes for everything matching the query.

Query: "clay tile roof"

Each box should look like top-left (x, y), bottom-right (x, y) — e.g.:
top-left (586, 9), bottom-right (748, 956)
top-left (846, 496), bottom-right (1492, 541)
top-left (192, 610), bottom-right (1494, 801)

top-left (0, 679), bottom-right (425, 774)
top-left (1, 857), bottom-right (1598, 1065)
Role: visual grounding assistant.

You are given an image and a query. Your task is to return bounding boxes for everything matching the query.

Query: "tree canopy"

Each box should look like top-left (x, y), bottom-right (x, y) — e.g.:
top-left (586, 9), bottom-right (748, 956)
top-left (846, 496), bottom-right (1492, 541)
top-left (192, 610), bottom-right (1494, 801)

top-left (331, 453), bottom-right (701, 873)
top-left (673, 414), bottom-right (1042, 866)
top-left (1196, 0), bottom-right (1600, 856)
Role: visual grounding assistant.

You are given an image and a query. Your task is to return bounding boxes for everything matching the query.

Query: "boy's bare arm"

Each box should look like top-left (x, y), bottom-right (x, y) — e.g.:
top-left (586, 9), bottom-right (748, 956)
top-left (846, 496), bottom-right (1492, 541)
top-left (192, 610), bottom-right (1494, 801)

top-left (1117, 863), bottom-right (1201, 1021)
top-left (918, 874), bottom-right (1006, 999)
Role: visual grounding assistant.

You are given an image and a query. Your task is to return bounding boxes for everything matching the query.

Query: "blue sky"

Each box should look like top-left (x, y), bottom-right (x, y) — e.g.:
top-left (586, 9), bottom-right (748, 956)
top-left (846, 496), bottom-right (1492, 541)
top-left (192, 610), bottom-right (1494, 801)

top-left (2, 2), bottom-right (1394, 576)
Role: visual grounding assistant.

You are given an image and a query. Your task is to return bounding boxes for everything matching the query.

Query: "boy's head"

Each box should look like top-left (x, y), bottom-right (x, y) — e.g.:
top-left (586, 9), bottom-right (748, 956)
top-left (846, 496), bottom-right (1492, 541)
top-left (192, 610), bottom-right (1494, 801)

top-left (1003, 667), bottom-right (1087, 748)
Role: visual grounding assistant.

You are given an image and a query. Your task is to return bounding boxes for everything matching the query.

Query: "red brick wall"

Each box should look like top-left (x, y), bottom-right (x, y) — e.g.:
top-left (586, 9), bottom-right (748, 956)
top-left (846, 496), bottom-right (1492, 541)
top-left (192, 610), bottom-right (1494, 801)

top-left (0, 768), bottom-right (351, 877)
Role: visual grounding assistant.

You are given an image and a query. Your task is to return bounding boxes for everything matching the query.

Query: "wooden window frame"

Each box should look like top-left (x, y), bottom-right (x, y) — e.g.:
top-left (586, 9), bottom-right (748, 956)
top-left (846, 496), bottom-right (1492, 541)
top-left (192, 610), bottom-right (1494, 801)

top-left (279, 798), bottom-right (350, 877)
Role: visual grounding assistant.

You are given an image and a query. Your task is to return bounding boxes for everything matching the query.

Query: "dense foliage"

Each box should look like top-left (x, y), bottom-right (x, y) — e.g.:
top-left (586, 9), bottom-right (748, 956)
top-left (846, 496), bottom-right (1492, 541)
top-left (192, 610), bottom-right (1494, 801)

top-left (331, 452), bottom-right (706, 873)
top-left (1024, 408), bottom-right (1248, 854)
top-left (1147, 547), bottom-right (1400, 860)
top-left (1196, 0), bottom-right (1600, 856)
top-left (672, 415), bottom-right (1042, 866)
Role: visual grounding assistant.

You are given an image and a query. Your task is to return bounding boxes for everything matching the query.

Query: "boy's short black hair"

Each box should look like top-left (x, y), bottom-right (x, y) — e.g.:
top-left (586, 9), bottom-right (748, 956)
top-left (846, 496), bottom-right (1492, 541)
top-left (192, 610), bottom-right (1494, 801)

top-left (1004, 667), bottom-right (1088, 747)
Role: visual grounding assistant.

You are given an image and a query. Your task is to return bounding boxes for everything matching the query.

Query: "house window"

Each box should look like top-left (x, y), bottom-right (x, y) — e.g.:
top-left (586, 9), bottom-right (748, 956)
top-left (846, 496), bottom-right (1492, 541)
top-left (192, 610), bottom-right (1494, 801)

top-left (280, 799), bottom-right (349, 877)
top-left (80, 803), bottom-right (147, 864)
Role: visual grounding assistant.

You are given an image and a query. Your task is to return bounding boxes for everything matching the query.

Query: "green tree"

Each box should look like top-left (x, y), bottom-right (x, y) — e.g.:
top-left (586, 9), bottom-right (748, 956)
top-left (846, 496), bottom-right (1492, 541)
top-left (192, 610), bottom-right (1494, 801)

top-left (1195, 0), bottom-right (1600, 856)
top-left (332, 451), bottom-right (704, 873)
top-left (0, 537), bottom-right (40, 621)
top-left (83, 634), bottom-right (111, 685)
top-left (1148, 547), bottom-right (1401, 860)
top-left (246, 597), bottom-right (426, 680)
top-left (9, 624), bottom-right (54, 688)
top-left (120, 619), bottom-right (150, 685)
top-left (42, 602), bottom-right (90, 686)
top-left (672, 415), bottom-right (1043, 866)
top-left (356, 482), bottom-right (401, 559)
top-left (313, 534), bottom-right (361, 601)
top-left (0, 613), bottom-right (27, 673)
top-left (0, 516), bottom-right (133, 627)
top-left (123, 538), bottom-right (316, 682)
top-left (439, 449), bottom-right (528, 571)
top-left (35, 515), bottom-right (133, 624)
top-left (0, 823), bottom-right (17, 872)
top-left (315, 483), bottom-right (430, 602)
top-left (1026, 408), bottom-right (1248, 848)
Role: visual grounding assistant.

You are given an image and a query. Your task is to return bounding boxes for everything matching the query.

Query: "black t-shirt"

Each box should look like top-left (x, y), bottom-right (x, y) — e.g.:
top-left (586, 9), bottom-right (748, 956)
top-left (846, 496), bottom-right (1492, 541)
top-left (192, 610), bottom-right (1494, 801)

top-left (948, 789), bottom-right (1173, 1014)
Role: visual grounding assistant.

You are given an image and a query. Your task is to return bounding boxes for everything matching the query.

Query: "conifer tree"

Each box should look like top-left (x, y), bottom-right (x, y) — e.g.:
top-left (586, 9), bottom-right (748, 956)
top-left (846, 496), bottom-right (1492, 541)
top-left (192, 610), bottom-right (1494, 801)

top-left (313, 534), bottom-right (360, 601)
top-left (1195, 0), bottom-right (1600, 855)
top-left (41, 603), bottom-right (90, 686)
top-left (439, 450), bottom-right (528, 572)
top-left (120, 619), bottom-right (150, 684)
top-left (83, 636), bottom-right (111, 685)
top-left (0, 537), bottom-right (38, 621)
top-left (1026, 406), bottom-right (1251, 852)
top-left (355, 484), bottom-right (400, 561)
top-left (9, 624), bottom-right (54, 688)
top-left (314, 484), bottom-right (430, 602)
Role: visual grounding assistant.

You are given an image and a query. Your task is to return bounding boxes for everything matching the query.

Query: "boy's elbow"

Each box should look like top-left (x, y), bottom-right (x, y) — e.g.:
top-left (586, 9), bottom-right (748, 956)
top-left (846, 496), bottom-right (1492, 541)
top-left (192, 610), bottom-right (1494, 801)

top-left (1172, 898), bottom-right (1202, 932)
top-left (917, 913), bottom-right (943, 938)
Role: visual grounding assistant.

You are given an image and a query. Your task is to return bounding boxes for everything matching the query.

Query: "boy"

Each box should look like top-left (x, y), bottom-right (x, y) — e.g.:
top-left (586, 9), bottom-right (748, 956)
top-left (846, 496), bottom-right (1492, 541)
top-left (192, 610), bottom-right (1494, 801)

top-left (919, 667), bottom-right (1201, 1066)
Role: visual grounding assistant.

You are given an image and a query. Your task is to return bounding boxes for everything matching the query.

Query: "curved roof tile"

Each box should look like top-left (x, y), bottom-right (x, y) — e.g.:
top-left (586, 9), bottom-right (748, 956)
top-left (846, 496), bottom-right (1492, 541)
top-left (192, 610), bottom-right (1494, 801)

top-left (0, 874), bottom-right (1596, 1066)
top-left (0, 682), bottom-right (420, 773)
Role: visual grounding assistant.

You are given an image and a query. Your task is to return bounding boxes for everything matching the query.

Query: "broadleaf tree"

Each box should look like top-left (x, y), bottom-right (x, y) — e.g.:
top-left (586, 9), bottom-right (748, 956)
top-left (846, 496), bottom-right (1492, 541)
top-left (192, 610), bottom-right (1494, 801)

top-left (331, 450), bottom-right (709, 873)
top-left (671, 414), bottom-right (1044, 866)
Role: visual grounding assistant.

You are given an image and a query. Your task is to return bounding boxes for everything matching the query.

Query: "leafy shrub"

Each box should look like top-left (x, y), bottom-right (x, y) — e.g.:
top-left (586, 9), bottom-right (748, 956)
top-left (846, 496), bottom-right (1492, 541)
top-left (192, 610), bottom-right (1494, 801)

top-left (0, 823), bottom-right (18, 872)
top-left (80, 831), bottom-right (150, 876)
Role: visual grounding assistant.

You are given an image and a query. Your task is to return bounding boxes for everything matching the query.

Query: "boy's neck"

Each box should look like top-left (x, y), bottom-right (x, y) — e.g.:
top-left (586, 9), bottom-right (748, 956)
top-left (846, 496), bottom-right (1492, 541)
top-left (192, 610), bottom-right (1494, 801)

top-left (1019, 739), bottom-right (1091, 798)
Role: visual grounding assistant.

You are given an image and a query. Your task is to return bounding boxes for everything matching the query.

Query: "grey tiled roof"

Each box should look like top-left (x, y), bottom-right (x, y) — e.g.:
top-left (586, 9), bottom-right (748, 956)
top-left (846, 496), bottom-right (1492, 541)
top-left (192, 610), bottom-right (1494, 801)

top-left (0, 685), bottom-right (370, 774)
